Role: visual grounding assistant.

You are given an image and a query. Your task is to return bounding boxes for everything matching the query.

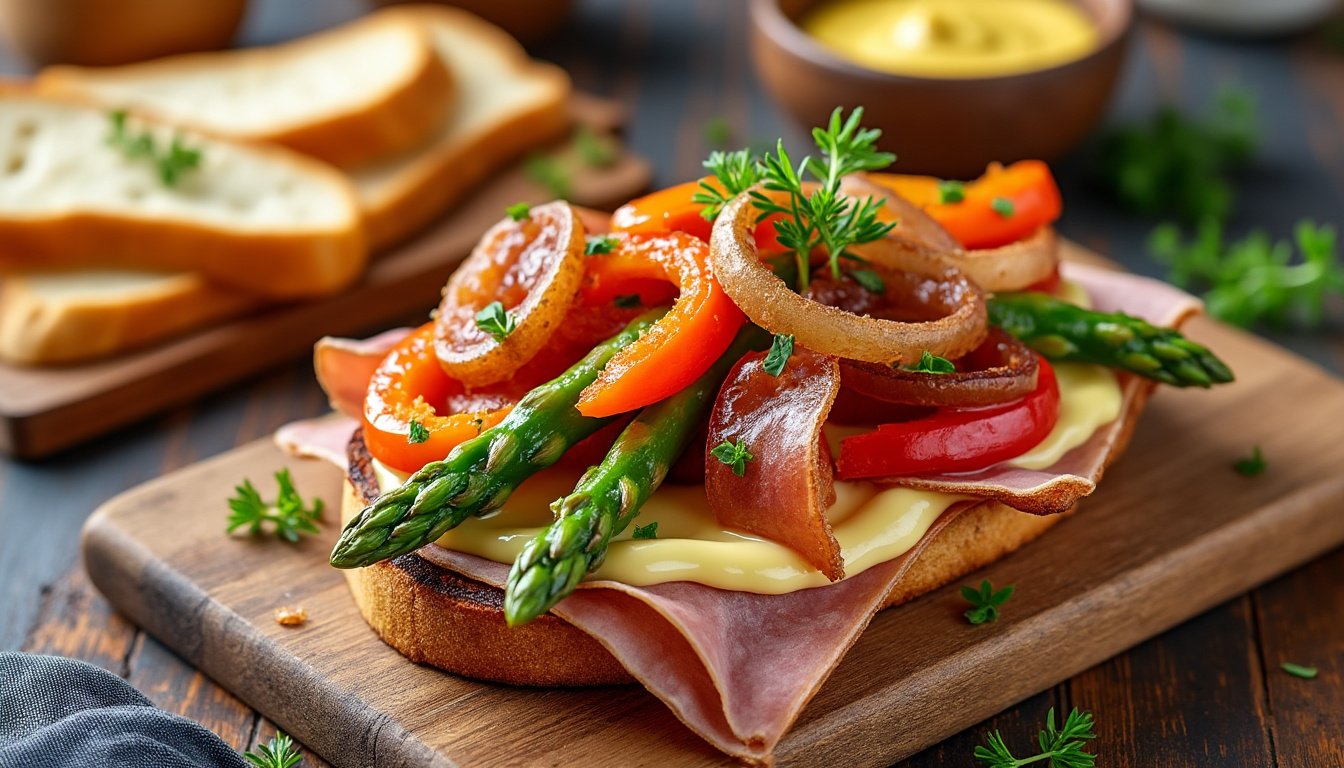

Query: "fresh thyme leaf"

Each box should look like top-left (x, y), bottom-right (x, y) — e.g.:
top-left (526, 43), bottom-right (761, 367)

top-left (747, 107), bottom-right (897, 291)
top-left (632, 521), bottom-right (659, 540)
top-left (850, 268), bottom-right (886, 293)
top-left (613, 293), bottom-right (643, 308)
top-left (763, 333), bottom-right (794, 376)
top-left (694, 148), bottom-right (763, 221)
top-left (105, 110), bottom-right (202, 188)
top-left (475, 301), bottom-right (517, 342)
top-left (938, 180), bottom-right (966, 204)
top-left (506, 201), bottom-right (531, 221)
top-left (226, 470), bottom-right (323, 544)
top-left (585, 235), bottom-right (619, 255)
top-left (575, 125), bottom-right (617, 168)
top-left (1281, 662), bottom-right (1319, 679)
top-left (524, 153), bottom-right (572, 199)
top-left (991, 197), bottom-right (1016, 218)
top-left (905, 350), bottom-right (956, 374)
top-left (243, 731), bottom-right (303, 768)
top-left (710, 439), bottom-right (754, 477)
top-left (961, 579), bottom-right (1013, 625)
top-left (703, 116), bottom-right (733, 148)
top-left (1233, 445), bottom-right (1266, 476)
top-left (974, 707), bottom-right (1097, 768)
top-left (407, 419), bottom-right (430, 445)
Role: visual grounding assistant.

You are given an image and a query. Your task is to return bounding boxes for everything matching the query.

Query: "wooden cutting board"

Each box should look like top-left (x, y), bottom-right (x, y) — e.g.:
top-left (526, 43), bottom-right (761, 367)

top-left (0, 94), bottom-right (651, 459)
top-left (81, 247), bottom-right (1344, 767)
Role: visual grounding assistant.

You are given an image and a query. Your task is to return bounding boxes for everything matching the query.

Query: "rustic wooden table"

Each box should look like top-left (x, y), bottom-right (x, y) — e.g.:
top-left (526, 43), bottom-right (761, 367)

top-left (3, 1), bottom-right (1342, 765)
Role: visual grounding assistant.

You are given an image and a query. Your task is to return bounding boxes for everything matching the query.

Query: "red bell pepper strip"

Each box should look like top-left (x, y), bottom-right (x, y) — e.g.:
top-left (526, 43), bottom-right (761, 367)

top-left (836, 357), bottom-right (1061, 478)
top-left (611, 177), bottom-right (785, 250)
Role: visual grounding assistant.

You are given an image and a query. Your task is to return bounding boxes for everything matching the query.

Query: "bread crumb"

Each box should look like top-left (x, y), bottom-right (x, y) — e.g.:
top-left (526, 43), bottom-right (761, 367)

top-left (274, 606), bottom-right (308, 627)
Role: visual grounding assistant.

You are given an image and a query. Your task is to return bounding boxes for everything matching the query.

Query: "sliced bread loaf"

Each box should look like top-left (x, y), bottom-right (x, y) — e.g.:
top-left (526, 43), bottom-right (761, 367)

top-left (0, 93), bottom-right (366, 298)
top-left (36, 9), bottom-right (455, 169)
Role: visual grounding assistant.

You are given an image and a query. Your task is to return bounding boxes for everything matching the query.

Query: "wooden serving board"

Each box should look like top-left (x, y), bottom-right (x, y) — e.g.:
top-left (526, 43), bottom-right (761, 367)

top-left (0, 94), bottom-right (651, 459)
top-left (81, 250), bottom-right (1344, 767)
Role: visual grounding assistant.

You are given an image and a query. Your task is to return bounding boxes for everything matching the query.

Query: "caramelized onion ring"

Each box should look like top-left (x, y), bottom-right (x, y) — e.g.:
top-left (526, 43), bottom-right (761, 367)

top-left (709, 190), bottom-right (987, 366)
top-left (435, 201), bottom-right (585, 387)
top-left (840, 330), bottom-right (1039, 408)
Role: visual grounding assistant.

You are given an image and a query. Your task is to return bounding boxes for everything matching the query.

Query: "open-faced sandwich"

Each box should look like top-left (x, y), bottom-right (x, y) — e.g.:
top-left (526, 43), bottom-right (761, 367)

top-left (280, 109), bottom-right (1232, 764)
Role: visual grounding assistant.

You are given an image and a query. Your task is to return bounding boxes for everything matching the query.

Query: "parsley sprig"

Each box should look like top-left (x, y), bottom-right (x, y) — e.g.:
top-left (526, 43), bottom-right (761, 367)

top-left (962, 579), bottom-right (1014, 625)
top-left (243, 731), bottom-right (303, 768)
top-left (475, 301), bottom-right (517, 342)
top-left (693, 149), bottom-right (763, 222)
top-left (710, 439), bottom-right (754, 477)
top-left (974, 707), bottom-right (1097, 768)
top-left (632, 521), bottom-right (659, 540)
top-left (1233, 445), bottom-right (1267, 476)
top-left (226, 470), bottom-right (322, 543)
top-left (749, 108), bottom-right (897, 291)
top-left (905, 351), bottom-right (956, 374)
top-left (105, 110), bottom-right (202, 188)
top-left (763, 334), bottom-right (794, 376)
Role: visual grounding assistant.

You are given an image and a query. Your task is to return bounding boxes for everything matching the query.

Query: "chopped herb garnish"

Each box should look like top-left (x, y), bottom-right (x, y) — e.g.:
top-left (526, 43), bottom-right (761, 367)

top-left (226, 470), bottom-right (323, 544)
top-left (1233, 445), bottom-right (1267, 476)
top-left (710, 439), bottom-right (754, 477)
top-left (632, 521), bottom-right (659, 540)
top-left (763, 333), bottom-right (794, 376)
top-left (703, 115), bottom-right (732, 148)
top-left (991, 197), bottom-right (1016, 218)
top-left (974, 707), bottom-right (1096, 768)
top-left (585, 235), bottom-right (619, 255)
top-left (1281, 662), bottom-right (1319, 679)
top-left (243, 731), bottom-right (303, 768)
top-left (575, 125), bottom-right (617, 168)
top-left (905, 350), bottom-right (956, 374)
top-left (105, 110), bottom-right (202, 187)
top-left (694, 148), bottom-right (763, 222)
top-left (748, 107), bottom-right (897, 291)
top-left (407, 419), bottom-right (430, 445)
top-left (938, 179), bottom-right (966, 204)
top-left (961, 579), bottom-right (1014, 625)
top-left (850, 268), bottom-right (886, 293)
top-left (524, 153), bottom-right (572, 199)
top-left (613, 293), bottom-right (642, 308)
top-left (506, 201), bottom-right (531, 221)
top-left (475, 301), bottom-right (517, 343)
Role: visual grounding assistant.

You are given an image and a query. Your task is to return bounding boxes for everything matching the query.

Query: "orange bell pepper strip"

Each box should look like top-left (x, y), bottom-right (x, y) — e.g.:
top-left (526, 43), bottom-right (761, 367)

top-left (612, 177), bottom-right (785, 251)
top-left (576, 231), bottom-right (746, 417)
top-left (873, 160), bottom-right (1063, 251)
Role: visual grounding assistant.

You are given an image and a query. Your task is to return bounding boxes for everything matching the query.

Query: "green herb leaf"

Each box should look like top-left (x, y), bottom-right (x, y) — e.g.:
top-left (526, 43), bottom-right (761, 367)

top-left (506, 201), bottom-right (531, 221)
top-left (105, 110), bottom-right (202, 188)
top-left (1281, 662), bottom-right (1319, 679)
top-left (974, 707), bottom-right (1096, 768)
top-left (938, 180), bottom-right (966, 204)
top-left (475, 301), bottom-right (517, 343)
top-left (613, 293), bottom-right (643, 308)
top-left (850, 268), bottom-right (886, 293)
top-left (226, 470), bottom-right (323, 544)
top-left (243, 731), bottom-right (303, 768)
top-left (710, 439), bottom-right (754, 477)
top-left (694, 148), bottom-right (763, 221)
top-left (905, 350), bottom-right (956, 374)
top-left (703, 116), bottom-right (733, 148)
top-left (763, 334), bottom-right (794, 376)
top-left (407, 419), bottom-right (430, 445)
top-left (524, 153), bottom-right (572, 199)
top-left (961, 579), bottom-right (1013, 625)
top-left (585, 235), bottom-right (619, 255)
top-left (1233, 445), bottom-right (1266, 476)
top-left (575, 125), bottom-right (617, 168)
top-left (632, 521), bottom-right (659, 540)
top-left (991, 197), bottom-right (1016, 218)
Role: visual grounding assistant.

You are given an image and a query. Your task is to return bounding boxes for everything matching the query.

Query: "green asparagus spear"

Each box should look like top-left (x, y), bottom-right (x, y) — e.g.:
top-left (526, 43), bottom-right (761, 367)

top-left (330, 310), bottom-right (666, 569)
top-left (987, 292), bottom-right (1234, 387)
top-left (503, 329), bottom-right (764, 626)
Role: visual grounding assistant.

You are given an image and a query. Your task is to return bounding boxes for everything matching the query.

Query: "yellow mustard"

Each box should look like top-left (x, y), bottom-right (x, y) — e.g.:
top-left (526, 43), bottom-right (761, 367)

top-left (801, 0), bottom-right (1099, 78)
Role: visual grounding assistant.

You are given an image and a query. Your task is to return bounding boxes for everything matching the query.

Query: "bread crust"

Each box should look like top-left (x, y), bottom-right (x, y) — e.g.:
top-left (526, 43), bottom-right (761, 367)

top-left (339, 430), bottom-right (1078, 687)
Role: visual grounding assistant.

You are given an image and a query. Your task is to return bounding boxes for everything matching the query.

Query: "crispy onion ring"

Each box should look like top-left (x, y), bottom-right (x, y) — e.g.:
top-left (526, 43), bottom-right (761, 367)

top-left (843, 175), bottom-right (1059, 292)
top-left (434, 201), bottom-right (585, 387)
top-left (709, 189), bottom-right (987, 366)
top-left (839, 330), bottom-right (1039, 408)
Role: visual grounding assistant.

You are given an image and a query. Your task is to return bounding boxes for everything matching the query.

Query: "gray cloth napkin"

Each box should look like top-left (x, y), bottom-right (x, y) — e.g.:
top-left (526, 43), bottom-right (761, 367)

top-left (0, 652), bottom-right (248, 768)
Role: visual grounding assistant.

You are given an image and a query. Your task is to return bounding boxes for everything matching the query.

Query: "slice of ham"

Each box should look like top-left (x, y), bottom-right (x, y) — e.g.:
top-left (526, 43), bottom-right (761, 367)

top-left (314, 327), bottom-right (412, 418)
top-left (279, 261), bottom-right (1206, 764)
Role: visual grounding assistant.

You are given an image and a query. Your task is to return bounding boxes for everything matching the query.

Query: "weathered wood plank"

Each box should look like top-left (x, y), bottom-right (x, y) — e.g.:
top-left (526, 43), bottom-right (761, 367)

top-left (21, 564), bottom-right (136, 675)
top-left (125, 634), bottom-right (260, 753)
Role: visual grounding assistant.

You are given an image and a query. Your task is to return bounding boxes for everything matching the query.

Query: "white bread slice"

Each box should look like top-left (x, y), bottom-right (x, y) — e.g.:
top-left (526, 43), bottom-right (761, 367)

top-left (351, 5), bottom-right (572, 249)
top-left (0, 93), bottom-right (367, 299)
top-left (0, 271), bottom-right (258, 365)
top-left (35, 9), bottom-right (456, 170)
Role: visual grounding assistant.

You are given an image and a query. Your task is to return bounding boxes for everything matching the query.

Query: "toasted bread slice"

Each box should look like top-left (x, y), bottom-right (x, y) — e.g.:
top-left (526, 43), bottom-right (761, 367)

top-left (0, 93), bottom-right (366, 299)
top-left (36, 9), bottom-right (455, 169)
top-left (351, 5), bottom-right (572, 249)
top-left (0, 271), bottom-right (258, 365)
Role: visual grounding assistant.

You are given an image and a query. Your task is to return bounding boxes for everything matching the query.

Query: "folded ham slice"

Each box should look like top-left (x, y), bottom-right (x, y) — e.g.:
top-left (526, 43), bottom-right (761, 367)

top-left (280, 262), bottom-right (1205, 763)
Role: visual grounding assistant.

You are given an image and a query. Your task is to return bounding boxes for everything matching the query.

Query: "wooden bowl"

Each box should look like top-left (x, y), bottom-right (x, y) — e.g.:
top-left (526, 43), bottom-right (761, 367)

top-left (749, 0), bottom-right (1134, 178)
top-left (367, 0), bottom-right (575, 44)
top-left (0, 0), bottom-right (246, 66)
